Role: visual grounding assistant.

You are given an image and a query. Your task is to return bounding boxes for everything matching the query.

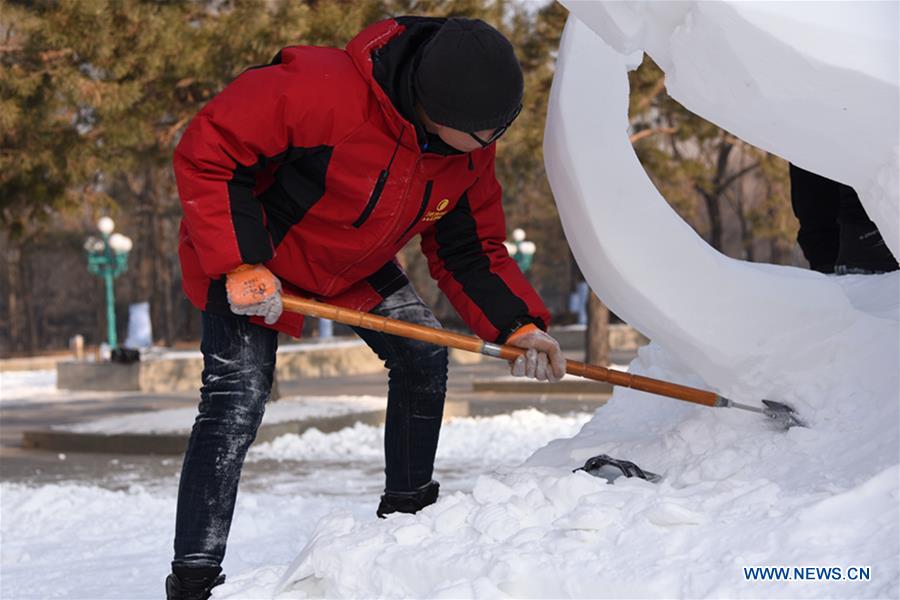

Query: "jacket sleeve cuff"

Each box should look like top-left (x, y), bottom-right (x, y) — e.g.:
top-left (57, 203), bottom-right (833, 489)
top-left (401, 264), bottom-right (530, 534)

top-left (495, 315), bottom-right (547, 344)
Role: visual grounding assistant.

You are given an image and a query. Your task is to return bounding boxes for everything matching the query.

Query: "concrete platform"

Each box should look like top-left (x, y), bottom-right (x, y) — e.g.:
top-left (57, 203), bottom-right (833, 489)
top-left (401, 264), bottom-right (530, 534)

top-left (56, 340), bottom-right (488, 393)
top-left (56, 340), bottom-right (386, 393)
top-left (20, 410), bottom-right (387, 455)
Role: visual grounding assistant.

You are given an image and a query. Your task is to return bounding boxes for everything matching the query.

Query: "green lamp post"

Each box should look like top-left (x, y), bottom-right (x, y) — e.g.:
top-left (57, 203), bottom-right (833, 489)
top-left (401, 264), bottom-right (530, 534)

top-left (84, 217), bottom-right (132, 351)
top-left (504, 228), bottom-right (537, 274)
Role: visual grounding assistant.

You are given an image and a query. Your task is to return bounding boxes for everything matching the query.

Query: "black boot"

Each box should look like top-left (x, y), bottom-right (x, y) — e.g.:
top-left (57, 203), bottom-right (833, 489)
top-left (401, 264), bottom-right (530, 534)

top-left (165, 564), bottom-right (225, 600)
top-left (377, 480), bottom-right (440, 518)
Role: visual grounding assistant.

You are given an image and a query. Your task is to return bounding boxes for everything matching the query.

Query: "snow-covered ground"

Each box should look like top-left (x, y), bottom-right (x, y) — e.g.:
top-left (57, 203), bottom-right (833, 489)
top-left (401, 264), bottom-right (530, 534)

top-left (259, 305), bottom-right (899, 598)
top-left (0, 368), bottom-right (135, 408)
top-left (0, 369), bottom-right (66, 405)
top-left (0, 409), bottom-right (590, 599)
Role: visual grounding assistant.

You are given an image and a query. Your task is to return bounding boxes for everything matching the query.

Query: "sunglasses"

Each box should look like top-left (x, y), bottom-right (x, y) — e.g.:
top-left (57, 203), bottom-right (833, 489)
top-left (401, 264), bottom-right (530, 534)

top-left (469, 104), bottom-right (523, 148)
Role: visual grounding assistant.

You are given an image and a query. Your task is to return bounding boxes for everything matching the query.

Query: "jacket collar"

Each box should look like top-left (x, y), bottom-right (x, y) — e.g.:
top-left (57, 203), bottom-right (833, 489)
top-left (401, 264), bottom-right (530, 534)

top-left (346, 17), bottom-right (467, 157)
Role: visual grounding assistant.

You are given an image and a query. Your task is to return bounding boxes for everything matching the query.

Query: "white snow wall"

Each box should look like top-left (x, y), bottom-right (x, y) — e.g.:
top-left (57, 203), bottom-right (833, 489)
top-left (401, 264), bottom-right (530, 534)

top-left (544, 4), bottom-right (899, 406)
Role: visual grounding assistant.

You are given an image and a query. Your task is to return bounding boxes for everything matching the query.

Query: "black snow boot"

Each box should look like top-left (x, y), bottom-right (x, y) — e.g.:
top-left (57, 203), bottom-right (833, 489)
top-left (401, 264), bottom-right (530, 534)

top-left (165, 564), bottom-right (225, 600)
top-left (835, 223), bottom-right (899, 274)
top-left (377, 480), bottom-right (440, 518)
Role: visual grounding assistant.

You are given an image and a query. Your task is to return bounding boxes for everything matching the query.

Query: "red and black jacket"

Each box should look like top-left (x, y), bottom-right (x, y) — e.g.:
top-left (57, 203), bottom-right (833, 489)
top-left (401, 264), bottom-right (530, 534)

top-left (174, 16), bottom-right (550, 341)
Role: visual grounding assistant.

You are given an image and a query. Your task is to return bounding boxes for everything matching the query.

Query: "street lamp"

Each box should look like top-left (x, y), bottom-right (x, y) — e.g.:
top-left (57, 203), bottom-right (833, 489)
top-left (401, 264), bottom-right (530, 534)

top-left (84, 217), bottom-right (132, 350)
top-left (505, 228), bottom-right (537, 274)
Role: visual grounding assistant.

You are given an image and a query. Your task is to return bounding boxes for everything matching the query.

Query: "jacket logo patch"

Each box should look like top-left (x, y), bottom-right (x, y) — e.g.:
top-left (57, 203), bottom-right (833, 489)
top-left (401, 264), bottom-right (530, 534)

top-left (423, 198), bottom-right (450, 222)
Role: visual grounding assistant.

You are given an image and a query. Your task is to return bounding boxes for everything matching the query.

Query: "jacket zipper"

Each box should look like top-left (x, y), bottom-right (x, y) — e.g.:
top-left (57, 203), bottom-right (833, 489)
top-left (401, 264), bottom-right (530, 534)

top-left (395, 180), bottom-right (433, 243)
top-left (352, 131), bottom-right (403, 228)
top-left (324, 151), bottom-right (422, 296)
top-left (352, 169), bottom-right (387, 228)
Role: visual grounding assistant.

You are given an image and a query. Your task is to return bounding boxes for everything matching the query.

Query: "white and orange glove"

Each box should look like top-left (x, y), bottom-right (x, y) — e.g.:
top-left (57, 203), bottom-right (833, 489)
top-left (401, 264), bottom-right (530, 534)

top-left (225, 264), bottom-right (283, 325)
top-left (506, 324), bottom-right (566, 382)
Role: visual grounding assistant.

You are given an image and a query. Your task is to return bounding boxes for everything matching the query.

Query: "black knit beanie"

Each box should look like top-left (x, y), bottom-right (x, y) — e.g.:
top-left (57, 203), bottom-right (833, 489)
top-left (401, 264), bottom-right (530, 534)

top-left (413, 18), bottom-right (523, 132)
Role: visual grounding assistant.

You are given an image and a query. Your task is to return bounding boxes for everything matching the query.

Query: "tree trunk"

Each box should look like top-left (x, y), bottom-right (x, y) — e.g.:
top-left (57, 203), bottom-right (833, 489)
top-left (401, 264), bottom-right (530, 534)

top-left (129, 172), bottom-right (153, 304)
top-left (736, 201), bottom-right (755, 262)
top-left (700, 139), bottom-right (734, 252)
top-left (586, 291), bottom-right (609, 365)
top-left (21, 253), bottom-right (39, 352)
top-left (770, 236), bottom-right (792, 265)
top-left (152, 171), bottom-right (175, 346)
top-left (702, 190), bottom-right (724, 251)
top-left (732, 182), bottom-right (755, 262)
top-left (6, 244), bottom-right (23, 353)
top-left (138, 204), bottom-right (154, 306)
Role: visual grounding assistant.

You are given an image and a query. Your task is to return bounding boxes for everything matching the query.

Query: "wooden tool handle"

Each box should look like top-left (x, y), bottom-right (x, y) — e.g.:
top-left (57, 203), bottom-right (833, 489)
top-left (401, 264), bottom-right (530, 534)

top-left (281, 294), bottom-right (721, 408)
top-left (282, 294), bottom-right (487, 354)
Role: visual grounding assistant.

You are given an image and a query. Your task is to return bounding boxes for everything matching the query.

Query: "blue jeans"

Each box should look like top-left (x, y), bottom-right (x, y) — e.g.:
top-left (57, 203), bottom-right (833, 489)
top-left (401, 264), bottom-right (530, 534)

top-left (172, 284), bottom-right (448, 568)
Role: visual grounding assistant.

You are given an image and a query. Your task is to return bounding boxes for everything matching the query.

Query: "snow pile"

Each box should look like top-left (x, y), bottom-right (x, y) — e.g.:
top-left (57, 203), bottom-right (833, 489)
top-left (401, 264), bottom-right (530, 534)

top-left (249, 409), bottom-right (591, 466)
top-left (217, 5), bottom-right (899, 599)
top-left (250, 317), bottom-right (897, 598)
top-left (263, 463), bottom-right (896, 598)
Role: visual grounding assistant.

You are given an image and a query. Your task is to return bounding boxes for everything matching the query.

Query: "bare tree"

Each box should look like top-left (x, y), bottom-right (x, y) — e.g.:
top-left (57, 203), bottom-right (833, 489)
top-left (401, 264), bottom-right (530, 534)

top-left (586, 291), bottom-right (609, 365)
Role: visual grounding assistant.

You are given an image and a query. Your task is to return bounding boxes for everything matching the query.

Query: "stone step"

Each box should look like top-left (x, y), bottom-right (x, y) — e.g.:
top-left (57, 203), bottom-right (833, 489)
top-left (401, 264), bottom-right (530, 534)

top-left (21, 410), bottom-right (387, 456)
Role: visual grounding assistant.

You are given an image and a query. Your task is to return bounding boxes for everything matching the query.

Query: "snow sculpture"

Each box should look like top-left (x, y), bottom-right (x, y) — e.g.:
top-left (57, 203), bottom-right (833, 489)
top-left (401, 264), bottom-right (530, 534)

top-left (545, 2), bottom-right (899, 409)
top-left (557, 1), bottom-right (899, 258)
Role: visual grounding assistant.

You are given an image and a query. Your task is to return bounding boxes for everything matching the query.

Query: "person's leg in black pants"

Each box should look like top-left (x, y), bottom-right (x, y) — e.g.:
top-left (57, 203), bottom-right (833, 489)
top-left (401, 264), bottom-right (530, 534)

top-left (790, 164), bottom-right (898, 274)
top-left (834, 183), bottom-right (899, 274)
top-left (350, 284), bottom-right (449, 502)
top-left (789, 163), bottom-right (841, 273)
top-left (168, 311), bottom-right (278, 598)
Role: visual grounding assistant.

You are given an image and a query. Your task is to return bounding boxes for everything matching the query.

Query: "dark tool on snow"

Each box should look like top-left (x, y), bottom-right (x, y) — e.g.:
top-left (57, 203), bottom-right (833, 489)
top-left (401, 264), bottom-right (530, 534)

top-left (574, 454), bottom-right (662, 483)
top-left (281, 295), bottom-right (806, 429)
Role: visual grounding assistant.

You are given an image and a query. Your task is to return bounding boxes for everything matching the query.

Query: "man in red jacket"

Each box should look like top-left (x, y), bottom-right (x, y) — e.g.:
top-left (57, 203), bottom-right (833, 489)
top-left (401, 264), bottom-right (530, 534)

top-left (167, 16), bottom-right (565, 599)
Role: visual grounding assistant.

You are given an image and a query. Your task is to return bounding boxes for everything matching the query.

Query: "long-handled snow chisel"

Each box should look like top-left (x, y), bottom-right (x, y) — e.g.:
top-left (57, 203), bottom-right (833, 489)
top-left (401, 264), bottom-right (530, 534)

top-left (282, 295), bottom-right (805, 431)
